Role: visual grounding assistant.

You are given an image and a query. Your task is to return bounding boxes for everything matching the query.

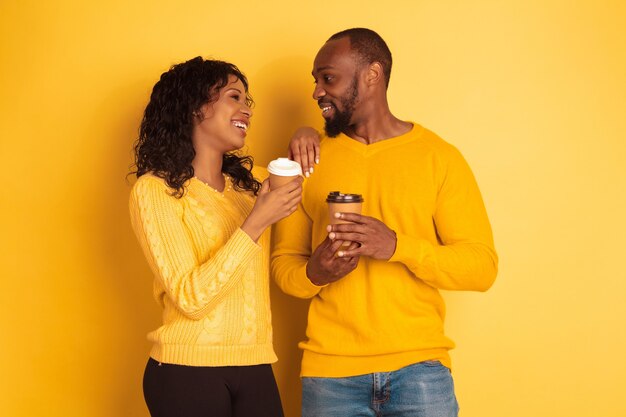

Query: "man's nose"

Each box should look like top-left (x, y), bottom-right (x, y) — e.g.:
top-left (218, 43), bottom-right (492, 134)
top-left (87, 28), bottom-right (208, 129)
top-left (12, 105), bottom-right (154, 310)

top-left (313, 84), bottom-right (325, 100)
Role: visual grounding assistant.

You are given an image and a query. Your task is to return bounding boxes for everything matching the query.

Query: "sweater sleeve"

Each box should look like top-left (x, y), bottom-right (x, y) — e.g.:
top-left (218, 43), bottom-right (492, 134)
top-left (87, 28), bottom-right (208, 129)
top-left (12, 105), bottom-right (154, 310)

top-left (129, 176), bottom-right (261, 320)
top-left (390, 148), bottom-right (498, 291)
top-left (271, 201), bottom-right (325, 299)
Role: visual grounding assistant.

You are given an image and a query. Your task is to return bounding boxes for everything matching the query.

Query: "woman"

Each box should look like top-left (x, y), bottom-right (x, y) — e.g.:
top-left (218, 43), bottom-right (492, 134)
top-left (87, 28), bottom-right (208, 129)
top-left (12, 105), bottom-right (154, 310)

top-left (129, 56), bottom-right (304, 417)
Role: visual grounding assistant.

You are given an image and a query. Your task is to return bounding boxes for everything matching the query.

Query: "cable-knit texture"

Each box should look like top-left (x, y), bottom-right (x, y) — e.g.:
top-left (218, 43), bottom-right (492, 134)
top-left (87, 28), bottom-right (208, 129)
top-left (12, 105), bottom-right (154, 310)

top-left (129, 172), bottom-right (276, 366)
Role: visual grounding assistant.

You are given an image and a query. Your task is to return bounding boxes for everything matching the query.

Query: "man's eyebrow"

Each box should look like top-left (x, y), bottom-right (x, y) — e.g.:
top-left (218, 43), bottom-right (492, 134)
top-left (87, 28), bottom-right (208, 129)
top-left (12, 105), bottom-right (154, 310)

top-left (312, 66), bottom-right (334, 75)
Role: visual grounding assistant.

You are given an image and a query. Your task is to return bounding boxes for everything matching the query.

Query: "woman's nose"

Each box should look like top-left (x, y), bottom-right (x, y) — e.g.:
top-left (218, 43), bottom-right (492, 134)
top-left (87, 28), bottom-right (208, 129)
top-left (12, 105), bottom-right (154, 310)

top-left (241, 104), bottom-right (252, 118)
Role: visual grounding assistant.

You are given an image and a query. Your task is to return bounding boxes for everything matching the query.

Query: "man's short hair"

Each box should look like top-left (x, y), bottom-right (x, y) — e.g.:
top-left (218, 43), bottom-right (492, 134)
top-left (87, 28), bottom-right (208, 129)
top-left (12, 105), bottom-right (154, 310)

top-left (328, 28), bottom-right (393, 87)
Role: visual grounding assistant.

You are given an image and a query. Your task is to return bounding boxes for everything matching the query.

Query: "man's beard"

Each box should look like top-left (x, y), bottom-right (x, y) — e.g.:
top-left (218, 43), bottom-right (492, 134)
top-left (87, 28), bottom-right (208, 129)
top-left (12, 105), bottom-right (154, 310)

top-left (324, 78), bottom-right (359, 138)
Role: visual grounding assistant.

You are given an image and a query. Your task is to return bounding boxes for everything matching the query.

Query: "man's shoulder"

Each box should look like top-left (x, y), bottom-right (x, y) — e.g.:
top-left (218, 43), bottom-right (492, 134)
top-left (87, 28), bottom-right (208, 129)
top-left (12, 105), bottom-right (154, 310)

top-left (412, 123), bottom-right (463, 159)
top-left (318, 135), bottom-right (339, 149)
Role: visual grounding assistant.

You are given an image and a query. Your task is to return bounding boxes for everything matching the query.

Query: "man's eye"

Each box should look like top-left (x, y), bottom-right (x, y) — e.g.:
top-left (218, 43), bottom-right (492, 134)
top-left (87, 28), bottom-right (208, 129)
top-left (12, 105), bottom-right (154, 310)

top-left (323, 75), bottom-right (333, 82)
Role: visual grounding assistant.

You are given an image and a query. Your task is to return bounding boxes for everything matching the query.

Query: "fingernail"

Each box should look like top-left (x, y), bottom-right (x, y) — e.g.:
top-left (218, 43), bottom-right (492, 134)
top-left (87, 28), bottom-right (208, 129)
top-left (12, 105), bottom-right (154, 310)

top-left (334, 212), bottom-right (341, 218)
top-left (315, 158), bottom-right (320, 164)
top-left (305, 171), bottom-right (310, 178)
top-left (329, 232), bottom-right (335, 239)
top-left (337, 251), bottom-right (344, 257)
top-left (326, 225), bottom-right (332, 232)
top-left (309, 167), bottom-right (314, 173)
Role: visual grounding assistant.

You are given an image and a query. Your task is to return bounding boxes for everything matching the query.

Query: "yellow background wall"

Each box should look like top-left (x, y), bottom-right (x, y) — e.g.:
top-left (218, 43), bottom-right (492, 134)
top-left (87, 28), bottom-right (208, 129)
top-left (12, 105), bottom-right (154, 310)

top-left (1, 1), bottom-right (625, 416)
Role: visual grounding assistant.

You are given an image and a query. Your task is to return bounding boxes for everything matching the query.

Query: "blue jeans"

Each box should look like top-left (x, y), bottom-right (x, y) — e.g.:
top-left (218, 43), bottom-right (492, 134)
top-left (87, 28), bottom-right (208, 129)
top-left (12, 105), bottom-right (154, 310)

top-left (302, 361), bottom-right (459, 417)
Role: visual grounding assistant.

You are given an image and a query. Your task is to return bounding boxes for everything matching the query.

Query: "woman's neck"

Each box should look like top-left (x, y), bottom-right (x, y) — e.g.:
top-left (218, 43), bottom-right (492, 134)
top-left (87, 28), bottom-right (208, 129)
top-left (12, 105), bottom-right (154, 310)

top-left (192, 149), bottom-right (225, 191)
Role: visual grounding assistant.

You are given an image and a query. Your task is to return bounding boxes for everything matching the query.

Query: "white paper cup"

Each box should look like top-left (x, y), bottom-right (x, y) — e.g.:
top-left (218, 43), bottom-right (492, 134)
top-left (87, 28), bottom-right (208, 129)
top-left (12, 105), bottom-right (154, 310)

top-left (267, 158), bottom-right (302, 190)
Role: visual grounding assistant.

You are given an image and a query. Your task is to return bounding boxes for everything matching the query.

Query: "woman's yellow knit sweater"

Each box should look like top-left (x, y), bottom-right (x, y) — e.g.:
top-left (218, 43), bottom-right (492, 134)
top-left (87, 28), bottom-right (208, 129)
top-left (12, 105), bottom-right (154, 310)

top-left (129, 169), bottom-right (276, 366)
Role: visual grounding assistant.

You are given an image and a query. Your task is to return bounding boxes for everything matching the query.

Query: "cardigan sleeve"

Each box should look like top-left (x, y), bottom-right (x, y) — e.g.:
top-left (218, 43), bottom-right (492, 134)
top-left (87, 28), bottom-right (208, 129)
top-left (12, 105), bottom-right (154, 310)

top-left (390, 147), bottom-right (498, 291)
top-left (129, 176), bottom-right (261, 320)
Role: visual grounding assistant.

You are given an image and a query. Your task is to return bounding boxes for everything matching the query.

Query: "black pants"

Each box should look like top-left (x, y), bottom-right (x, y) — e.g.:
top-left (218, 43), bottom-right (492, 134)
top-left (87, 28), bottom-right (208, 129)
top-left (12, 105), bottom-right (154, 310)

top-left (143, 358), bottom-right (284, 417)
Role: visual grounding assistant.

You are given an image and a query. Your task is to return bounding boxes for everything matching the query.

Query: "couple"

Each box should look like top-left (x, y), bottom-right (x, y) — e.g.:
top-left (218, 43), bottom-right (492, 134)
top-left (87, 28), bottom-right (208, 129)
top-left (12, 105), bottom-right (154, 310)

top-left (129, 28), bottom-right (498, 417)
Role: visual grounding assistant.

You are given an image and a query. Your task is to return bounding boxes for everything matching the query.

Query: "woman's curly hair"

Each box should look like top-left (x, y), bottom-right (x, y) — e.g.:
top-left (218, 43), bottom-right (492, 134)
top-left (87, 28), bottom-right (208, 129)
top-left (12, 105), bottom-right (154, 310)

top-left (131, 57), bottom-right (261, 197)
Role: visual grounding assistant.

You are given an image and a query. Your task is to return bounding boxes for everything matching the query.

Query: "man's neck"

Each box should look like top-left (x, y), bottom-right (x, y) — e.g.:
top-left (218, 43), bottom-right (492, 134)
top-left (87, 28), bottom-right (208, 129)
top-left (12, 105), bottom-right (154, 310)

top-left (344, 114), bottom-right (413, 144)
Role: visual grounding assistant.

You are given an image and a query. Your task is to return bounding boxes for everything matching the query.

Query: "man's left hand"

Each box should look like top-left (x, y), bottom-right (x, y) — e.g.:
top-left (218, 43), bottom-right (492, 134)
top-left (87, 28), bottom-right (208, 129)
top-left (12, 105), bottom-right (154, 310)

top-left (327, 213), bottom-right (397, 260)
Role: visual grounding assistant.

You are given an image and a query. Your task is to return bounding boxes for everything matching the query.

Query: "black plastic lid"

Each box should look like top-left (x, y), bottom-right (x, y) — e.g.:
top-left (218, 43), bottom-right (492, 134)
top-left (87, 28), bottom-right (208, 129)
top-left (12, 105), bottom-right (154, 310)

top-left (326, 191), bottom-right (364, 203)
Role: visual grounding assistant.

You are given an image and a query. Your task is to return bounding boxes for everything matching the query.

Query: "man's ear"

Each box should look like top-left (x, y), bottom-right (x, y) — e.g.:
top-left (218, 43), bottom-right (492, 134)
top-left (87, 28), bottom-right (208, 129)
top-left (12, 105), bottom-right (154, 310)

top-left (366, 62), bottom-right (384, 86)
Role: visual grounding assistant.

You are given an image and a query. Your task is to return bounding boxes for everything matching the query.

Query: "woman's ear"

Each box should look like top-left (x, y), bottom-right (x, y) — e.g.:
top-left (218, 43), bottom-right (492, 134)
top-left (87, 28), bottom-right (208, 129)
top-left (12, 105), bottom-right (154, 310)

top-left (192, 105), bottom-right (207, 123)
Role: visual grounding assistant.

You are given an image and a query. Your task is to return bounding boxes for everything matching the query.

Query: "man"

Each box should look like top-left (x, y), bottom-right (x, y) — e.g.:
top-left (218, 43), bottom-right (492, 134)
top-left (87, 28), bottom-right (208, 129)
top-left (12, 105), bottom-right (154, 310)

top-left (272, 28), bottom-right (498, 417)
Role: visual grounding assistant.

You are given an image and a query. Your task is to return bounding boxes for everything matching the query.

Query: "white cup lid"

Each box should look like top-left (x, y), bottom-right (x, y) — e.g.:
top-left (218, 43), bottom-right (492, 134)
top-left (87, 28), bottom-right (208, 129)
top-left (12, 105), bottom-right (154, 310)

top-left (267, 158), bottom-right (302, 176)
